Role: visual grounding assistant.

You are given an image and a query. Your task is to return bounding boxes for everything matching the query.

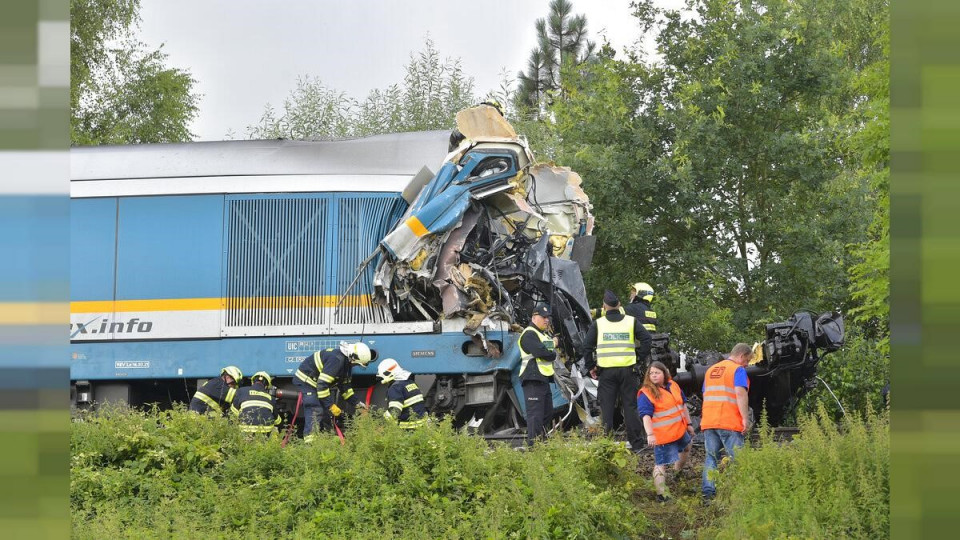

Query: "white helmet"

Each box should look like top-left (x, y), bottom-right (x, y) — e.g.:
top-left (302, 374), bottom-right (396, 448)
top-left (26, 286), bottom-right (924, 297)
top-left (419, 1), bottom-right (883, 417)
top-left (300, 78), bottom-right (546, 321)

top-left (376, 358), bottom-right (400, 384)
top-left (376, 358), bottom-right (411, 383)
top-left (342, 342), bottom-right (372, 366)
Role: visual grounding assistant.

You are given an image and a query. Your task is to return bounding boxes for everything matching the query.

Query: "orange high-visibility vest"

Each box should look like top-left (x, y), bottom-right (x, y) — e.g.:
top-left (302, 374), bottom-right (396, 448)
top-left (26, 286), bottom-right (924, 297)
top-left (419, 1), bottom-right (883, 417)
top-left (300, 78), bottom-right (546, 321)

top-left (700, 359), bottom-right (749, 431)
top-left (640, 382), bottom-right (687, 444)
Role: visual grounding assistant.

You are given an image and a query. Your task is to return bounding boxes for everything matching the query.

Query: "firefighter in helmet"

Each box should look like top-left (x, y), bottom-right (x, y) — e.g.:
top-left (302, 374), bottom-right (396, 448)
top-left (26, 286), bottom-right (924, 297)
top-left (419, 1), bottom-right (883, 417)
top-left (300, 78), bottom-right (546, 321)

top-left (293, 341), bottom-right (373, 442)
top-left (626, 281), bottom-right (658, 332)
top-left (231, 371), bottom-right (282, 436)
top-left (376, 358), bottom-right (428, 429)
top-left (189, 366), bottom-right (242, 415)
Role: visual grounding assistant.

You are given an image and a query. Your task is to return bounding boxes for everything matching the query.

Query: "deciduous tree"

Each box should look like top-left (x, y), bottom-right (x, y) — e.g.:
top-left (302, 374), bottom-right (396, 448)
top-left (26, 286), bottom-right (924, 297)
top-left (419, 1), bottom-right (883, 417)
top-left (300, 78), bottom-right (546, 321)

top-left (71, 0), bottom-right (199, 145)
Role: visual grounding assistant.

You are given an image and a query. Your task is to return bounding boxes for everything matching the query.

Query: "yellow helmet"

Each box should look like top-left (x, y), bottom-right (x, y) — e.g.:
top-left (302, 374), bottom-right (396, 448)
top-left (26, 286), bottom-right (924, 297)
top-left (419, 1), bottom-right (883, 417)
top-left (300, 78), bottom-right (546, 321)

top-left (631, 282), bottom-right (654, 302)
top-left (221, 366), bottom-right (243, 384)
top-left (251, 371), bottom-right (272, 387)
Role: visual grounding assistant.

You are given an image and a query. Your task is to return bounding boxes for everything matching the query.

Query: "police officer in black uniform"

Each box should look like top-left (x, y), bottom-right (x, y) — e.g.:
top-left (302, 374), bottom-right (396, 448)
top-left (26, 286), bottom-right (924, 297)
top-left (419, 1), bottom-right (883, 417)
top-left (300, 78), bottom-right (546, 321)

top-left (518, 303), bottom-right (558, 447)
top-left (582, 291), bottom-right (652, 452)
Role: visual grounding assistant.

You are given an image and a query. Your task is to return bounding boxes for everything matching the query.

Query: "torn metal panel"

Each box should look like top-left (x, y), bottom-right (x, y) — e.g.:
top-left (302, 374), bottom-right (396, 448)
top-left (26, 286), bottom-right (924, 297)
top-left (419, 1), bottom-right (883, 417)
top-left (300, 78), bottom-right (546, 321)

top-left (369, 104), bottom-right (596, 369)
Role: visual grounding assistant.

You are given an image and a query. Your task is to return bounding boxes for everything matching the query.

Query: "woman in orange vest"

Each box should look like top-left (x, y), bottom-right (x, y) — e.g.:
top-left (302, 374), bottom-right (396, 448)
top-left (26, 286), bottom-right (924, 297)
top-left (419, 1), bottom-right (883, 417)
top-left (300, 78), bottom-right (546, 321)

top-left (637, 361), bottom-right (695, 502)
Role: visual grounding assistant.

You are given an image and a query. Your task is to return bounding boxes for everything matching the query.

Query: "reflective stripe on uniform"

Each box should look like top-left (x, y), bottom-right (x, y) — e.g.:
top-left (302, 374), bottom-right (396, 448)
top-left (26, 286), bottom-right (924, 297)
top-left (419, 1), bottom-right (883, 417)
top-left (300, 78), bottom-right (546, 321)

top-left (403, 395), bottom-right (424, 407)
top-left (240, 401), bottom-right (274, 411)
top-left (316, 388), bottom-right (331, 398)
top-left (240, 424), bottom-right (275, 433)
top-left (295, 369), bottom-right (318, 387)
top-left (317, 372), bottom-right (336, 384)
top-left (399, 418), bottom-right (427, 429)
top-left (703, 395), bottom-right (737, 403)
top-left (342, 388), bottom-right (354, 400)
top-left (193, 391), bottom-right (220, 411)
top-left (388, 400), bottom-right (403, 410)
top-left (225, 387), bottom-right (236, 405)
top-left (652, 405), bottom-right (682, 418)
top-left (652, 415), bottom-right (683, 428)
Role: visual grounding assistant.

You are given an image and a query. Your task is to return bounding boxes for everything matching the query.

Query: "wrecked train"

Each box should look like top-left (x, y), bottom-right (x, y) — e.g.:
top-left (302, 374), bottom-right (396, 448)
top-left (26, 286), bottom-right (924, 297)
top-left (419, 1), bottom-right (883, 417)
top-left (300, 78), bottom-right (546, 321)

top-left (69, 106), bottom-right (599, 435)
top-left (69, 105), bottom-right (841, 435)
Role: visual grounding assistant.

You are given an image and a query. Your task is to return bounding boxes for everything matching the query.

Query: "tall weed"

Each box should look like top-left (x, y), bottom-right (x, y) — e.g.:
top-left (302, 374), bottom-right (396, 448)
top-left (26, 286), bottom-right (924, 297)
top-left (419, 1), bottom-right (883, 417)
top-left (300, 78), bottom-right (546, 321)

top-left (72, 406), bottom-right (650, 539)
top-left (701, 404), bottom-right (889, 539)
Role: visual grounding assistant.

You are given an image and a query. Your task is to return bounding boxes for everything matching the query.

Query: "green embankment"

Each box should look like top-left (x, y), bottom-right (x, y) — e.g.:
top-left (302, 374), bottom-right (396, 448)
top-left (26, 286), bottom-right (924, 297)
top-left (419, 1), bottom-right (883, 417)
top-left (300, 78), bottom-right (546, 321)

top-left (71, 406), bottom-right (888, 539)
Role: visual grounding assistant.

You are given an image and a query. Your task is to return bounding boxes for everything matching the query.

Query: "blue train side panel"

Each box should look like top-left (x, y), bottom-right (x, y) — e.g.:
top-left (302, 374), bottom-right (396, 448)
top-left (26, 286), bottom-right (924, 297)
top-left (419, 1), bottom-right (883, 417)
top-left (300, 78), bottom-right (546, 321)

top-left (70, 198), bottom-right (116, 303)
top-left (70, 331), bottom-right (520, 380)
top-left (117, 195), bottom-right (224, 300)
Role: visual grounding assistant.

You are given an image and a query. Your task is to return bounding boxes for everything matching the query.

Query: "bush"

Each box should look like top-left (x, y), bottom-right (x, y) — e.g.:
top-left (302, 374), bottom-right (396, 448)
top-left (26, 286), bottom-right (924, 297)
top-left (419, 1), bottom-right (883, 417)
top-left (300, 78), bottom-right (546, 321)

top-left (798, 327), bottom-right (889, 420)
top-left (702, 405), bottom-right (889, 539)
top-left (72, 405), bottom-right (650, 539)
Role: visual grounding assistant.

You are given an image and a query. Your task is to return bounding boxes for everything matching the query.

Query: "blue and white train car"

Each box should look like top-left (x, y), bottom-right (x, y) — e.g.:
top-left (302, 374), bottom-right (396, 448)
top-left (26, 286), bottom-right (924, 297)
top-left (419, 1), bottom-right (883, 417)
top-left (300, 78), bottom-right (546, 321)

top-left (69, 132), bottom-right (534, 432)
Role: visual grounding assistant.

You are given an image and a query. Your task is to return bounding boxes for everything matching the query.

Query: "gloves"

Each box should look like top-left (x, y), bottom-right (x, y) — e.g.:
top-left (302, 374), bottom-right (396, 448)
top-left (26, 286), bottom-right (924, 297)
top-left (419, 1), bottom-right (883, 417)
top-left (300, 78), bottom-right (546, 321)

top-left (329, 404), bottom-right (342, 417)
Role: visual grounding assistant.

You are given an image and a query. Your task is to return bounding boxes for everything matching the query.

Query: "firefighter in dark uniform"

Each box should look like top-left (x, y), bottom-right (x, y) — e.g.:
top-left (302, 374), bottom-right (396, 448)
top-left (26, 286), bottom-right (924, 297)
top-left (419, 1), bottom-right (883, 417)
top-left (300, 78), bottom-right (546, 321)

top-left (518, 303), bottom-right (558, 447)
top-left (293, 342), bottom-right (373, 442)
top-left (375, 358), bottom-right (428, 429)
top-left (582, 291), bottom-right (652, 452)
top-left (189, 366), bottom-right (242, 415)
top-left (230, 371), bottom-right (282, 436)
top-left (625, 281), bottom-right (658, 332)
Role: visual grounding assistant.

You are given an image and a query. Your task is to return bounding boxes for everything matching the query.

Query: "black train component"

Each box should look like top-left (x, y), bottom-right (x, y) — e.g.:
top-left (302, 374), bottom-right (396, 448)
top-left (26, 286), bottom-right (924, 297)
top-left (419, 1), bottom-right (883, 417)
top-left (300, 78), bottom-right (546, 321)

top-left (648, 332), bottom-right (681, 376)
top-left (674, 311), bottom-right (844, 426)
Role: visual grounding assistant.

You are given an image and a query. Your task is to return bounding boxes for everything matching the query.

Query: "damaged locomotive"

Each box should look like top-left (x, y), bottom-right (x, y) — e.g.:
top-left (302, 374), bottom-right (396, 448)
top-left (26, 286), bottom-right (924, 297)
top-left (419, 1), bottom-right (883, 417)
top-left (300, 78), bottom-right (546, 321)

top-left (357, 104), bottom-right (602, 434)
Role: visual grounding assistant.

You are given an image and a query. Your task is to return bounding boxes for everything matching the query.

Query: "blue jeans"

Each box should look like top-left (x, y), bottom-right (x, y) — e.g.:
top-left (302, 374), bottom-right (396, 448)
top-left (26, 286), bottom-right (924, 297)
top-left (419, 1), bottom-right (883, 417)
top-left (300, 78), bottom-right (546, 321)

top-left (702, 428), bottom-right (744, 497)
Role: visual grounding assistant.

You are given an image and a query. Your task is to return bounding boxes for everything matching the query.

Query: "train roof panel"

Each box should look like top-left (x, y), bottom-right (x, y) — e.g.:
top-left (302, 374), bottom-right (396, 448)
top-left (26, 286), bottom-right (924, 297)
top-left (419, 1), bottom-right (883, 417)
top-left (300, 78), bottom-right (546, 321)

top-left (70, 131), bottom-right (452, 181)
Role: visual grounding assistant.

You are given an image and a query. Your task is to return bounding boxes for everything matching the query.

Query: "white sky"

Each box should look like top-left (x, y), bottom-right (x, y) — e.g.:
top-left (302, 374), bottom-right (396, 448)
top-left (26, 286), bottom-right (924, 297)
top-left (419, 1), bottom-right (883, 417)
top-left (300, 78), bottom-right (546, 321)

top-left (137, 0), bottom-right (684, 141)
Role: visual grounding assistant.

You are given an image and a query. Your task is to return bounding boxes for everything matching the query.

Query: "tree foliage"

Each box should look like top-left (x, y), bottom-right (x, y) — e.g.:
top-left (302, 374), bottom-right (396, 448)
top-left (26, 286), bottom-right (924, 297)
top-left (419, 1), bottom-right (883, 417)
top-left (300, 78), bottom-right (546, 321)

top-left (515, 0), bottom-right (596, 115)
top-left (549, 0), bottom-right (887, 354)
top-left (71, 0), bottom-right (199, 145)
top-left (244, 38), bottom-right (475, 140)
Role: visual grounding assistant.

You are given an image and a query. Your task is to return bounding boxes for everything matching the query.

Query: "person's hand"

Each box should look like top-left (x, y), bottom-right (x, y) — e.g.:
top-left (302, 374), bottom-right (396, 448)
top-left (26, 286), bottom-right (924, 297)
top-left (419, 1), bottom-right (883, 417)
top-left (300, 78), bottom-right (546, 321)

top-left (357, 405), bottom-right (369, 416)
top-left (647, 434), bottom-right (657, 446)
top-left (589, 367), bottom-right (598, 380)
top-left (686, 425), bottom-right (695, 436)
top-left (329, 404), bottom-right (342, 417)
top-left (742, 419), bottom-right (749, 433)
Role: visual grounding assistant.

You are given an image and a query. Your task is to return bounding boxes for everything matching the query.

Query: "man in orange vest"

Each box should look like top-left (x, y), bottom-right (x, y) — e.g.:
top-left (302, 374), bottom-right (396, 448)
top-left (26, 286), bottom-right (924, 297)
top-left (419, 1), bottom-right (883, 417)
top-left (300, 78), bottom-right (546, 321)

top-left (700, 342), bottom-right (752, 501)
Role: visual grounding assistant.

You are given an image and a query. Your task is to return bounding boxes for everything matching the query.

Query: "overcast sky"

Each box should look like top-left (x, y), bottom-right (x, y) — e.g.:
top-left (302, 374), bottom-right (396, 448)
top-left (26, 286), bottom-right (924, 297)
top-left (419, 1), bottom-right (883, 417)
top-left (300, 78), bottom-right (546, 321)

top-left (137, 0), bottom-right (683, 141)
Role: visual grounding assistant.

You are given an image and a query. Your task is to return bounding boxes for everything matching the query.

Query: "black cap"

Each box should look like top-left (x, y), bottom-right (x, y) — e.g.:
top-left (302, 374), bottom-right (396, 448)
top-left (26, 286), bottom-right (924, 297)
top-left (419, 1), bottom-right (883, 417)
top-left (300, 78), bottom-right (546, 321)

top-left (603, 290), bottom-right (620, 307)
top-left (532, 303), bottom-right (551, 318)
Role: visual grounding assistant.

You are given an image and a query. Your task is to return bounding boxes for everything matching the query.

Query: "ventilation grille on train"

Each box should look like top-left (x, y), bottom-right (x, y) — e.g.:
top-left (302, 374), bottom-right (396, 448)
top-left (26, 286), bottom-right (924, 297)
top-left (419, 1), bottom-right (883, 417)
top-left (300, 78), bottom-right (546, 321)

top-left (224, 195), bottom-right (406, 328)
